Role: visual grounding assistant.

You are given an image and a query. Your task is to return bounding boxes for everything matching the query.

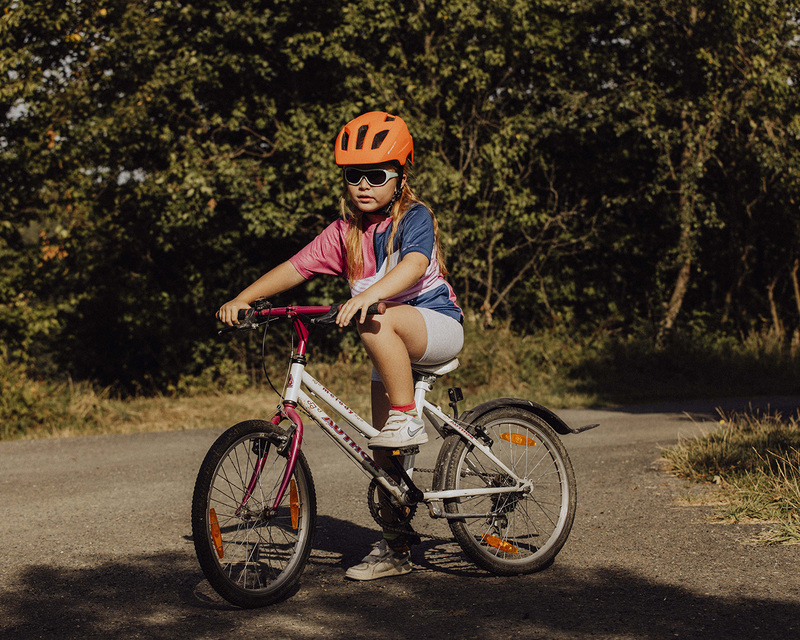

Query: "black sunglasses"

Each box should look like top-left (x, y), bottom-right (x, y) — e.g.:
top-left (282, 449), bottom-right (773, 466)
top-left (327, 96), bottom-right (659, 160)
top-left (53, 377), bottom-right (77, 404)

top-left (343, 168), bottom-right (400, 187)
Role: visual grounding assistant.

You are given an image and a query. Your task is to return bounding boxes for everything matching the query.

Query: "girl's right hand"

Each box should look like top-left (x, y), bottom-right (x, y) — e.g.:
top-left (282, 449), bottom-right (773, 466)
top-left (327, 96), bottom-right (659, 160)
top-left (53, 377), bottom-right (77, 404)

top-left (217, 298), bottom-right (252, 326)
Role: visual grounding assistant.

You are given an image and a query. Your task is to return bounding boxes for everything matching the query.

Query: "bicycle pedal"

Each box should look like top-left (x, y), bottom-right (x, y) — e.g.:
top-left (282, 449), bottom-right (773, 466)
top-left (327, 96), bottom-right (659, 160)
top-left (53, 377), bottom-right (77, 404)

top-left (380, 445), bottom-right (420, 457)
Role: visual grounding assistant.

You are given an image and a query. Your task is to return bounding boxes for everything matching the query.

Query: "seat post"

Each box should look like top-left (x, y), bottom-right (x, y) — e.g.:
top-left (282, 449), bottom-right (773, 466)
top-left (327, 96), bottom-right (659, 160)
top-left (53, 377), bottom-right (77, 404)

top-left (413, 376), bottom-right (433, 414)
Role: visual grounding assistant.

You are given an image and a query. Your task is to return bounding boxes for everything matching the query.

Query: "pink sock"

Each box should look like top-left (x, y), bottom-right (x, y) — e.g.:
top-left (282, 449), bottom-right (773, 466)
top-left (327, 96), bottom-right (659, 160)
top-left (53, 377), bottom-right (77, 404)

top-left (391, 402), bottom-right (417, 415)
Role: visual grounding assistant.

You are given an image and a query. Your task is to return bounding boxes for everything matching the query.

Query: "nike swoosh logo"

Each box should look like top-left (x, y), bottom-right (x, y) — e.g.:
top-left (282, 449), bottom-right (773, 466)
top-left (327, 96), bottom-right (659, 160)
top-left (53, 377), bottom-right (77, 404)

top-left (407, 424), bottom-right (424, 437)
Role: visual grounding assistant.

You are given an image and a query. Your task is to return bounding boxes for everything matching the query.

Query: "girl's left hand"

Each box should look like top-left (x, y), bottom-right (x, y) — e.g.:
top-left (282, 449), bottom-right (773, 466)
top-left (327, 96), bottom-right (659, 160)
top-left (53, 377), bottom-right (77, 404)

top-left (336, 292), bottom-right (380, 327)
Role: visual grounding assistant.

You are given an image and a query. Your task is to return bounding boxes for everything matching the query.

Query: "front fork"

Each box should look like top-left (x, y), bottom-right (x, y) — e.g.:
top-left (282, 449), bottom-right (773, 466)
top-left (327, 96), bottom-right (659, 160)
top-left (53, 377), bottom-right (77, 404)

top-left (252, 357), bottom-right (308, 513)
top-left (270, 403), bottom-right (304, 512)
top-left (238, 402), bottom-right (304, 515)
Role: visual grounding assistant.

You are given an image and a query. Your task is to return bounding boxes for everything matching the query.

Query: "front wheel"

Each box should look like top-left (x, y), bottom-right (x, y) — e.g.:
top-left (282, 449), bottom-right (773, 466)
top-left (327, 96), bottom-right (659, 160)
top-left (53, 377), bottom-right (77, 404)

top-left (191, 420), bottom-right (317, 608)
top-left (442, 407), bottom-right (576, 575)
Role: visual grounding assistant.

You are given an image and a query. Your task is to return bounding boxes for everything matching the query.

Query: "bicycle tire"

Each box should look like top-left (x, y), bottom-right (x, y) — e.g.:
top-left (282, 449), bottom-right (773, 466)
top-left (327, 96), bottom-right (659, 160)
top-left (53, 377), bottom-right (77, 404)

top-left (191, 420), bottom-right (317, 608)
top-left (442, 407), bottom-right (576, 575)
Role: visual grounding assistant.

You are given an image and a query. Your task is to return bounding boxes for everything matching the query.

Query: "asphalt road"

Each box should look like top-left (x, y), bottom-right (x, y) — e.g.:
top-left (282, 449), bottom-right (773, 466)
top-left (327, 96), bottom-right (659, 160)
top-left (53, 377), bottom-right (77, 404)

top-left (1, 396), bottom-right (799, 640)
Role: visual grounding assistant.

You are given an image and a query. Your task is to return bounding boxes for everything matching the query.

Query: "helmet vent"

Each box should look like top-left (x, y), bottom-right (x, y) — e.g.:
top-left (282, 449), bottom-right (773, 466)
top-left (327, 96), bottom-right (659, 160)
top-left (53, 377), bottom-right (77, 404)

top-left (371, 130), bottom-right (389, 149)
top-left (356, 125), bottom-right (369, 150)
top-left (384, 115), bottom-right (396, 122)
top-left (340, 132), bottom-right (349, 150)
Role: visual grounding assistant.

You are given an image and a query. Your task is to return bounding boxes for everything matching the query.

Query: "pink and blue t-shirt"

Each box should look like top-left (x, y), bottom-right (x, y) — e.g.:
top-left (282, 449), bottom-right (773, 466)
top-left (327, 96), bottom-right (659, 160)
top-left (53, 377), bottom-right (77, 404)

top-left (289, 204), bottom-right (463, 322)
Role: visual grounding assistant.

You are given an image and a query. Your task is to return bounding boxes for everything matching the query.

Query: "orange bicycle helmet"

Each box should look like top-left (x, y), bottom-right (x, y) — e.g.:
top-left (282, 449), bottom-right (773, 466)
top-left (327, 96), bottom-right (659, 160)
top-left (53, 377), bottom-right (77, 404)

top-left (334, 111), bottom-right (414, 167)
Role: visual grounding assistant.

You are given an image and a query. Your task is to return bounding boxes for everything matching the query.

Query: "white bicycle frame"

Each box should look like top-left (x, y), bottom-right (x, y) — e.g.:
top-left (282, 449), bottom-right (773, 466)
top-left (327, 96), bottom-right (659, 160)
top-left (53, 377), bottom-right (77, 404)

top-left (281, 358), bottom-right (532, 513)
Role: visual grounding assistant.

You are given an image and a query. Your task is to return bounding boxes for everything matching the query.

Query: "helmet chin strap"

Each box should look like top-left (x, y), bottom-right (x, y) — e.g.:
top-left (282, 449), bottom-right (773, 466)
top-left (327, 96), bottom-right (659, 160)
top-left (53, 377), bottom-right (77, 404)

top-left (374, 190), bottom-right (400, 216)
top-left (358, 176), bottom-right (404, 216)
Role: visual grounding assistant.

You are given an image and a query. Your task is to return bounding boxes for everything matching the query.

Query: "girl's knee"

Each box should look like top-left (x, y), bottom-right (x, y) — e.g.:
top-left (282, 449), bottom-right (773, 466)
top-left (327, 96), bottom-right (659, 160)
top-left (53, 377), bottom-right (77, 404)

top-left (356, 316), bottom-right (387, 339)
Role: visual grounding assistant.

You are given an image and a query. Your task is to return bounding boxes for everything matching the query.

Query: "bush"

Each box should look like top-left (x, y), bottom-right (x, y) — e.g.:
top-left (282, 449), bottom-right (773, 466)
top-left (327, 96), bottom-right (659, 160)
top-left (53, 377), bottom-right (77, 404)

top-left (447, 320), bottom-right (600, 408)
top-left (0, 347), bottom-right (102, 439)
top-left (572, 326), bottom-right (800, 404)
top-left (168, 358), bottom-right (252, 397)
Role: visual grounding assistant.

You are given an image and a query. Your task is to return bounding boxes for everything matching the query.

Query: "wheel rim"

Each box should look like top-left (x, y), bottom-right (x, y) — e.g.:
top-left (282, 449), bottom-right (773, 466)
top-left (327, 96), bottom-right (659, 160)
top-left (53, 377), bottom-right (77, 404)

top-left (205, 432), bottom-right (309, 593)
top-left (454, 416), bottom-right (572, 563)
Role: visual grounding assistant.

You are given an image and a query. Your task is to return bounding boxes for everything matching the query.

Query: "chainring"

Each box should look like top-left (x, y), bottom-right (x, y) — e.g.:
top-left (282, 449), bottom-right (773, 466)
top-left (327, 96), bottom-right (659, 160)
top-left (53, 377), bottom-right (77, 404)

top-left (367, 479), bottom-right (417, 533)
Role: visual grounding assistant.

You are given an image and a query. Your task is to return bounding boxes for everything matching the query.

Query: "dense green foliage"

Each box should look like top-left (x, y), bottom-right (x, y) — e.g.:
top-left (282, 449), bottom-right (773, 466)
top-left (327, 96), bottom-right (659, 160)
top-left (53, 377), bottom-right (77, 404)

top-left (2, 0), bottom-right (799, 391)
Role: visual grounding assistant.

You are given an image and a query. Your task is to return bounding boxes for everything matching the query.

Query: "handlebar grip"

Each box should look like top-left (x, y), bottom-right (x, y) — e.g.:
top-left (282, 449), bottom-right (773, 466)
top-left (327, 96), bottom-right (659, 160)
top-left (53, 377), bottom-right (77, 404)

top-left (310, 302), bottom-right (387, 326)
top-left (367, 302), bottom-right (386, 316)
top-left (237, 308), bottom-right (255, 323)
top-left (217, 307), bottom-right (256, 335)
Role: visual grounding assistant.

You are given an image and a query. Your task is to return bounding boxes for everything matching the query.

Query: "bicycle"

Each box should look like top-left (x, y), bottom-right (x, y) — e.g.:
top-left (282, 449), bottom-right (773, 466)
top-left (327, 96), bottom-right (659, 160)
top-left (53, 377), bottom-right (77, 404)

top-left (191, 300), bottom-right (598, 608)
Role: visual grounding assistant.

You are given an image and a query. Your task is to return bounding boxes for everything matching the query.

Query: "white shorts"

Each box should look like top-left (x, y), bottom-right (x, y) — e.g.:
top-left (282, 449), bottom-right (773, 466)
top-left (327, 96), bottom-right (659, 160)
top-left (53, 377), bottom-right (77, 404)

top-left (371, 307), bottom-right (464, 383)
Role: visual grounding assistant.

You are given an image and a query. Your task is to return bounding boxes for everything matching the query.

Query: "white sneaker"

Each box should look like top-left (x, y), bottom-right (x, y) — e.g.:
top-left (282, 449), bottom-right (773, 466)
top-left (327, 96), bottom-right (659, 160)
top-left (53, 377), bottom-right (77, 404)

top-left (345, 539), bottom-right (412, 581)
top-left (368, 410), bottom-right (428, 449)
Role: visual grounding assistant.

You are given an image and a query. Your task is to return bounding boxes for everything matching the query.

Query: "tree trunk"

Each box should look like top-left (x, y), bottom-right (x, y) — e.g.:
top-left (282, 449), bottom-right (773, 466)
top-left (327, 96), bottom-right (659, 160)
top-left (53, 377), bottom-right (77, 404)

top-left (766, 274), bottom-right (784, 339)
top-left (481, 234), bottom-right (496, 327)
top-left (655, 126), bottom-right (707, 348)
top-left (791, 258), bottom-right (800, 322)
top-left (656, 254), bottom-right (692, 348)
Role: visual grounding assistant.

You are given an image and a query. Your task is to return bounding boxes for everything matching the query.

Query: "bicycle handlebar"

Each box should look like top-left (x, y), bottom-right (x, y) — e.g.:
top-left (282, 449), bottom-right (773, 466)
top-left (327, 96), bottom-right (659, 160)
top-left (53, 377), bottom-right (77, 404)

top-left (308, 302), bottom-right (387, 325)
top-left (221, 301), bottom-right (386, 334)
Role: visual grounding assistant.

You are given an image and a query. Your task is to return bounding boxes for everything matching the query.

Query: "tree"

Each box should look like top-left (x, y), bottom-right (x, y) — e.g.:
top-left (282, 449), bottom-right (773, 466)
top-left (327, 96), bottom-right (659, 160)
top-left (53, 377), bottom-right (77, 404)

top-left (2, 0), bottom-right (798, 391)
top-left (2, 1), bottom-right (343, 387)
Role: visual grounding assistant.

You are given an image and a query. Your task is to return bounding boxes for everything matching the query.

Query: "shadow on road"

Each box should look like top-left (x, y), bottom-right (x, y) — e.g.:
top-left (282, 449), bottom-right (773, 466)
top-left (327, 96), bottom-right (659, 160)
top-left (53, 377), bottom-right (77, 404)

top-left (3, 514), bottom-right (797, 640)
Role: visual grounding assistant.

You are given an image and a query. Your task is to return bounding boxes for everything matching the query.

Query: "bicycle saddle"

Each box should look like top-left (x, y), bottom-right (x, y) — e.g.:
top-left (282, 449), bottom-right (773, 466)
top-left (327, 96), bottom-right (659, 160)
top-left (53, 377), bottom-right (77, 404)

top-left (411, 358), bottom-right (460, 377)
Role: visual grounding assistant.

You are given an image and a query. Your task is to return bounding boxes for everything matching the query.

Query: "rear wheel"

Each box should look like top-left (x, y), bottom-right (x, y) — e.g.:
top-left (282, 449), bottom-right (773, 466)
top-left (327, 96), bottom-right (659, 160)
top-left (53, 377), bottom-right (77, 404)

top-left (443, 407), bottom-right (576, 574)
top-left (191, 420), bottom-right (316, 608)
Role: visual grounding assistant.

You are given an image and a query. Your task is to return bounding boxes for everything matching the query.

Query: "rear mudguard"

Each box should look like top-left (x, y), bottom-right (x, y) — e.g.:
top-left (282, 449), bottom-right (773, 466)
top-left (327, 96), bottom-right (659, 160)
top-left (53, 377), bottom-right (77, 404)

top-left (458, 397), bottom-right (599, 436)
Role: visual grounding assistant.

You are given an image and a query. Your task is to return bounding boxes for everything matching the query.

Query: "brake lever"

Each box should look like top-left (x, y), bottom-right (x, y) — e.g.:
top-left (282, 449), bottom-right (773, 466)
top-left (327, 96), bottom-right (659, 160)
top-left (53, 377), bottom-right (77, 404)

top-left (310, 304), bottom-right (341, 326)
top-left (217, 323), bottom-right (256, 335)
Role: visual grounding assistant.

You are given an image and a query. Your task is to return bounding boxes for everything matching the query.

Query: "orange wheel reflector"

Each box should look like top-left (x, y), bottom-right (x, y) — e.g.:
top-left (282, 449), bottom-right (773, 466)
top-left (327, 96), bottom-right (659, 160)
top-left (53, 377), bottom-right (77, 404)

top-left (482, 533), bottom-right (518, 554)
top-left (500, 432), bottom-right (537, 446)
top-left (290, 479), bottom-right (299, 530)
top-left (209, 508), bottom-right (224, 559)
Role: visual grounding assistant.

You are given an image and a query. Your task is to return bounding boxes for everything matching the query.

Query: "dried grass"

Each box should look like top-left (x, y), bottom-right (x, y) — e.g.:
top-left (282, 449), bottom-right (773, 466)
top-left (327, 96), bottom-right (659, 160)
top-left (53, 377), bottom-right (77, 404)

top-left (663, 412), bottom-right (800, 544)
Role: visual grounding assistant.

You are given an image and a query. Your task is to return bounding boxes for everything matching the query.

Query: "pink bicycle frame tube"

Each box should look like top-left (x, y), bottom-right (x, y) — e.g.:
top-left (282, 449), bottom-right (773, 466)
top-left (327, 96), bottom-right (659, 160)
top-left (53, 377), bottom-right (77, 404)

top-left (292, 315), bottom-right (310, 356)
top-left (270, 403), bottom-right (304, 511)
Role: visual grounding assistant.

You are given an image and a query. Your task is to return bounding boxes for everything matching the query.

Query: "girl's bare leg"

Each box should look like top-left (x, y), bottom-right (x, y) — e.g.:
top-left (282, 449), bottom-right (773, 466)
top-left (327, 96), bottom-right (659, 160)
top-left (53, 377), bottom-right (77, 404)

top-left (370, 380), bottom-right (392, 470)
top-left (369, 378), bottom-right (413, 540)
top-left (357, 304), bottom-right (427, 408)
top-left (359, 305), bottom-right (427, 469)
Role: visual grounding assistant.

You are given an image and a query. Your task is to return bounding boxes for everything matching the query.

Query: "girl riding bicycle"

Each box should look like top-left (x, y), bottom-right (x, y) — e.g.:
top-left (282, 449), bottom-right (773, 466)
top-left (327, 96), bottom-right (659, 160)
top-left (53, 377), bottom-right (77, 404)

top-left (217, 111), bottom-right (464, 580)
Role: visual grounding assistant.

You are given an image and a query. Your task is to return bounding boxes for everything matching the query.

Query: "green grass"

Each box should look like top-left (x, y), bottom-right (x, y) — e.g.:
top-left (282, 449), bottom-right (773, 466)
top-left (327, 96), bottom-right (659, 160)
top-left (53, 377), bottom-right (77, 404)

top-left (3, 321), bottom-right (800, 441)
top-left (662, 412), bottom-right (800, 544)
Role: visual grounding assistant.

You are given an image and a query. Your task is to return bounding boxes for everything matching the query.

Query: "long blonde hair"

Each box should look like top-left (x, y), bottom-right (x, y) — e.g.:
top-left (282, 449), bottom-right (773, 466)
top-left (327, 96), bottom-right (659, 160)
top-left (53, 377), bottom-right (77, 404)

top-left (339, 170), bottom-right (448, 284)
